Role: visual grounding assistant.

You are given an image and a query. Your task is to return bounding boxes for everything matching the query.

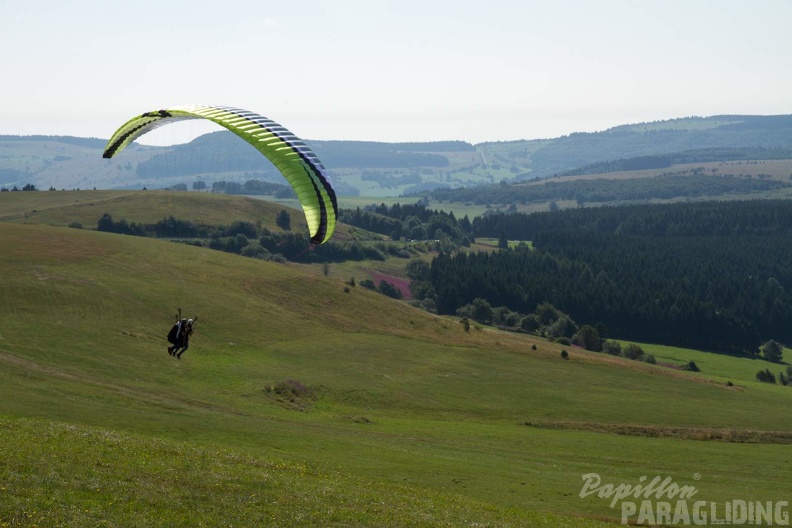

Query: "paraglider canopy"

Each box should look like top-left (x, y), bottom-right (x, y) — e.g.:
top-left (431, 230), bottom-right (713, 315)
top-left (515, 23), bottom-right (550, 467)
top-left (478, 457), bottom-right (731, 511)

top-left (103, 104), bottom-right (337, 244)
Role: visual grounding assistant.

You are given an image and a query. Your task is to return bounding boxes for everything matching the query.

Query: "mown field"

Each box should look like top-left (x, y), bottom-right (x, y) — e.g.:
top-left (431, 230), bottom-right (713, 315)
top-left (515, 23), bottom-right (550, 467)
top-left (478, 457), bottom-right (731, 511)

top-left (1, 192), bottom-right (791, 526)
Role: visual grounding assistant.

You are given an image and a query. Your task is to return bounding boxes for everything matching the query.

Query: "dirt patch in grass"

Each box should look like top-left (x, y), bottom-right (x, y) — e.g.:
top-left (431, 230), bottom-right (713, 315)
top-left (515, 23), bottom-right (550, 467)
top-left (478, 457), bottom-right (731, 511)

top-left (263, 379), bottom-right (317, 412)
top-left (523, 420), bottom-right (792, 444)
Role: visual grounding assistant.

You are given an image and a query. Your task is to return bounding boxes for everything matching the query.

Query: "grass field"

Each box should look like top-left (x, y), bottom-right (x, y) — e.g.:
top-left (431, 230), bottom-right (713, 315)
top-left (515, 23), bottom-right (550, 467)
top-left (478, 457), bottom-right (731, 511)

top-left (624, 341), bottom-right (791, 390)
top-left (0, 190), bottom-right (294, 228)
top-left (1, 193), bottom-right (791, 526)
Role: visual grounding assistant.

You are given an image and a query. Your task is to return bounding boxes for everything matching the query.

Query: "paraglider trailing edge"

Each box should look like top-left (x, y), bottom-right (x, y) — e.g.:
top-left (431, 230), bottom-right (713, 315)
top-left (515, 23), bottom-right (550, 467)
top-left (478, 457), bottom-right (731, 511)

top-left (102, 104), bottom-right (338, 245)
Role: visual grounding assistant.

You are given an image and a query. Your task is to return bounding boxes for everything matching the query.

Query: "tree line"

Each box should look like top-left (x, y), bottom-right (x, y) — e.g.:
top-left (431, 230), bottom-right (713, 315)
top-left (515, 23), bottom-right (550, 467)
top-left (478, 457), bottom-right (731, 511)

top-left (417, 200), bottom-right (792, 354)
top-left (427, 174), bottom-right (789, 206)
top-left (338, 202), bottom-right (474, 245)
top-left (95, 213), bottom-right (421, 264)
top-left (557, 147), bottom-right (792, 177)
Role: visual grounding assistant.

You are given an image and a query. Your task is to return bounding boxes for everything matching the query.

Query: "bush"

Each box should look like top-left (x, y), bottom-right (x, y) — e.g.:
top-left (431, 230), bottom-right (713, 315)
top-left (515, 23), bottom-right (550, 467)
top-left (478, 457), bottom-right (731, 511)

top-left (682, 361), bottom-right (700, 372)
top-left (573, 325), bottom-right (602, 351)
top-left (226, 220), bottom-right (259, 239)
top-left (493, 306), bottom-right (520, 328)
top-left (276, 210), bottom-right (291, 231)
top-left (456, 298), bottom-right (493, 324)
top-left (97, 213), bottom-right (146, 236)
top-left (756, 369), bottom-right (777, 384)
top-left (378, 280), bottom-right (403, 299)
top-left (761, 340), bottom-right (784, 363)
top-left (520, 315), bottom-right (540, 334)
top-left (602, 340), bottom-right (622, 356)
top-left (241, 243), bottom-right (269, 259)
top-left (621, 343), bottom-right (645, 360)
top-left (546, 315), bottom-right (578, 339)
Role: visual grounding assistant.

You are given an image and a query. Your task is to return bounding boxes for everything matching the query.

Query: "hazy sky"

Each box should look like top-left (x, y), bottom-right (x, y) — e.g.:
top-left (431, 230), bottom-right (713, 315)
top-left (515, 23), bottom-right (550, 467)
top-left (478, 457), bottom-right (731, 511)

top-left (1, 0), bottom-right (790, 144)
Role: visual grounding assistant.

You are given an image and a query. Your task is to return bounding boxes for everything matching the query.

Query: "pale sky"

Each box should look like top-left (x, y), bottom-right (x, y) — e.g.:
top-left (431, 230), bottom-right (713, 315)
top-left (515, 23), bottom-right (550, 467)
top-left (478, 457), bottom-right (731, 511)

top-left (1, 0), bottom-right (791, 144)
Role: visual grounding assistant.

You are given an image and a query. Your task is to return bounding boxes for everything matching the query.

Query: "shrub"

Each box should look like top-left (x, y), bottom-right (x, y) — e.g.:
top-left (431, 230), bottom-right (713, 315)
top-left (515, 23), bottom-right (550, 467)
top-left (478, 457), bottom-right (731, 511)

top-left (378, 280), bottom-right (403, 299)
top-left (602, 340), bottom-right (622, 356)
top-left (493, 306), bottom-right (520, 328)
top-left (276, 210), bottom-right (291, 230)
top-left (241, 243), bottom-right (269, 259)
top-left (573, 325), bottom-right (602, 351)
top-left (419, 297), bottom-right (437, 313)
top-left (546, 315), bottom-right (578, 339)
top-left (226, 220), bottom-right (259, 239)
top-left (682, 361), bottom-right (700, 372)
top-left (520, 315), bottom-right (540, 334)
top-left (456, 298), bottom-right (493, 324)
top-left (756, 369), bottom-right (777, 383)
top-left (761, 340), bottom-right (784, 363)
top-left (622, 343), bottom-right (645, 360)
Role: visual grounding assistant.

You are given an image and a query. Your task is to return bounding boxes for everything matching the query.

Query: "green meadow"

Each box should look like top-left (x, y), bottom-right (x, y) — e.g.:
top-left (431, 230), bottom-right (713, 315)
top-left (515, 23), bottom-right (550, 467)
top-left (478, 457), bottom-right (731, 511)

top-left (1, 192), bottom-right (791, 526)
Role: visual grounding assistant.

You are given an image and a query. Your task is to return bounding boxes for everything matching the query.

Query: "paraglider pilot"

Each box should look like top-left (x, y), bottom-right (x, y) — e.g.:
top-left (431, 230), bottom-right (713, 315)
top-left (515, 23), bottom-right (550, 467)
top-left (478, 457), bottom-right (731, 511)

top-left (168, 318), bottom-right (195, 359)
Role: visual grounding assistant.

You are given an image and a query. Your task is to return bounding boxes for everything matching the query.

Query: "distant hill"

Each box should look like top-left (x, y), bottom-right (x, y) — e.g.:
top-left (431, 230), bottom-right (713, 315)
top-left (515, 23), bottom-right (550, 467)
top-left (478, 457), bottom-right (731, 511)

top-left (477, 115), bottom-right (792, 180)
top-left (2, 114), bottom-right (792, 196)
top-left (557, 147), bottom-right (792, 177)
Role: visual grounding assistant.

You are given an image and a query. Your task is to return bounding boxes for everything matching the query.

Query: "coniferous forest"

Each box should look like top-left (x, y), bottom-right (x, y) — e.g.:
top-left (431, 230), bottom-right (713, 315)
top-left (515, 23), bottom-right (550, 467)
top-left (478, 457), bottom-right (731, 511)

top-left (427, 200), bottom-right (792, 354)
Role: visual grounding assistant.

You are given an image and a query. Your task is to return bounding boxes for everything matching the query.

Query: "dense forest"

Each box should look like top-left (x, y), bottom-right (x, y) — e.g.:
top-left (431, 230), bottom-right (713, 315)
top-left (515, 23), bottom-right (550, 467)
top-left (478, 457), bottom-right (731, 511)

top-left (339, 202), bottom-right (473, 244)
top-left (424, 200), bottom-right (792, 354)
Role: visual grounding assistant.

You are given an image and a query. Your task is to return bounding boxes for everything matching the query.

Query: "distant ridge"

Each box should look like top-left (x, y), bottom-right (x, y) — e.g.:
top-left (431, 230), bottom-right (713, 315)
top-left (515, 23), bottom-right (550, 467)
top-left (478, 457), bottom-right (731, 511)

top-left (3, 114), bottom-right (792, 193)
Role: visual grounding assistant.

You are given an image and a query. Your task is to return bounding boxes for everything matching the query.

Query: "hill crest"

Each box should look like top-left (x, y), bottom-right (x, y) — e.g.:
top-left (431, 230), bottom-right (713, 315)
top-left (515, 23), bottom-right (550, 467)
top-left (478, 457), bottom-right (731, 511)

top-left (3, 114), bottom-right (792, 196)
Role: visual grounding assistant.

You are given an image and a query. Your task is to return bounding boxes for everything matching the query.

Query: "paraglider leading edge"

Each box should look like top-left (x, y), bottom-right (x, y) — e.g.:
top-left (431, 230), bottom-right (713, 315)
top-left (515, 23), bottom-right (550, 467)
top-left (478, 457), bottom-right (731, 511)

top-left (102, 104), bottom-right (338, 245)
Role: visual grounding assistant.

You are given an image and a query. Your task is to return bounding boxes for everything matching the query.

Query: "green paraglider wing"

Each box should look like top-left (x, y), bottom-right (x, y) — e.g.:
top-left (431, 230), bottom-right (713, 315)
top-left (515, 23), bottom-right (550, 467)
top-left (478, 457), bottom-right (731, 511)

top-left (103, 104), bottom-right (337, 244)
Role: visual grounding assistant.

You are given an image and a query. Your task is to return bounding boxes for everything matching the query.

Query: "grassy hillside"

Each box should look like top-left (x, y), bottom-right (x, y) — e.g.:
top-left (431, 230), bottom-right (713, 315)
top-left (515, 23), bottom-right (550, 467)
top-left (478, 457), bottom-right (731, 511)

top-left (1, 218), bottom-right (791, 524)
top-left (0, 190), bottom-right (293, 227)
top-left (0, 190), bottom-right (361, 241)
